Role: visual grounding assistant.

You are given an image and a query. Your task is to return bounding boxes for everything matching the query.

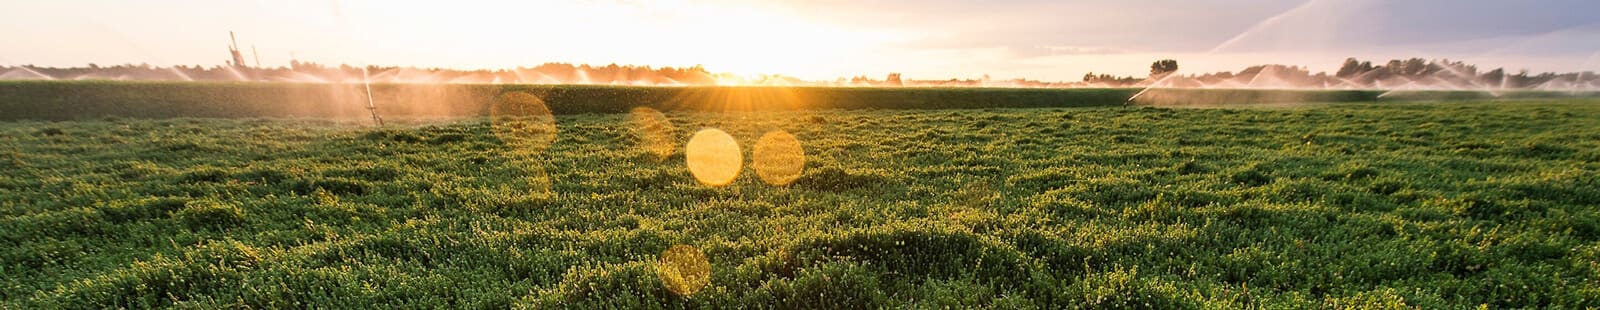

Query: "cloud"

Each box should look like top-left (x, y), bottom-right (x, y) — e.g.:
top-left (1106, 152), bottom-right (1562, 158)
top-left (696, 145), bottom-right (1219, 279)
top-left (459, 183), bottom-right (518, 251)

top-left (998, 46), bottom-right (1126, 59)
top-left (1194, 0), bottom-right (1600, 55)
top-left (778, 0), bottom-right (1600, 57)
top-left (3, 0), bottom-right (1595, 79)
top-left (1036, 46), bottom-right (1125, 56)
top-left (737, 0), bottom-right (1600, 80)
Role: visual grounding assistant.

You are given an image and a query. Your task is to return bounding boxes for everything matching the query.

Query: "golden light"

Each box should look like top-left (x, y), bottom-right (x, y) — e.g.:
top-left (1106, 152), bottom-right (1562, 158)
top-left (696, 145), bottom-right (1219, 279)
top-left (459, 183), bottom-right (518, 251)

top-left (663, 87), bottom-right (814, 113)
top-left (351, 1), bottom-right (906, 80)
top-left (490, 91), bottom-right (557, 153)
top-left (657, 244), bottom-right (711, 296)
top-left (715, 75), bottom-right (749, 86)
top-left (752, 130), bottom-right (806, 186)
top-left (629, 107), bottom-right (677, 161)
top-left (685, 128), bottom-right (743, 186)
top-left (524, 159), bottom-right (553, 201)
top-left (498, 129), bottom-right (555, 203)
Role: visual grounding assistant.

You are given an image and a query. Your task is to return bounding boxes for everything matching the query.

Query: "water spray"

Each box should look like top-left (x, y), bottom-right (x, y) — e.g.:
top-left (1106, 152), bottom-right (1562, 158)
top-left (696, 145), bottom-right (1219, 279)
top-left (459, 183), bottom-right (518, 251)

top-left (1125, 71), bottom-right (1179, 106)
top-left (362, 66), bottom-right (383, 126)
top-left (325, 0), bottom-right (383, 126)
top-left (1126, 0), bottom-right (1321, 106)
top-left (10, 67), bottom-right (56, 80)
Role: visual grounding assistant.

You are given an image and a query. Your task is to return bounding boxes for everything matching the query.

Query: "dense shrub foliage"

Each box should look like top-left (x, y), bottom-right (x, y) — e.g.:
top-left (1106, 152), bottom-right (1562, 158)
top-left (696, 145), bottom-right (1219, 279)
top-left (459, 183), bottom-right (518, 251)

top-left (1, 100), bottom-right (1598, 307)
top-left (6, 81), bottom-right (1590, 121)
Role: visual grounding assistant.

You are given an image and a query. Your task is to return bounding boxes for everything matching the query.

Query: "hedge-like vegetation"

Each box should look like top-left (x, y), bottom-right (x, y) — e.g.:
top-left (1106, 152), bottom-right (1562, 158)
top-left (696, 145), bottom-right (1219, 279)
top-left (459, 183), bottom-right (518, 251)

top-left (6, 81), bottom-right (1588, 120)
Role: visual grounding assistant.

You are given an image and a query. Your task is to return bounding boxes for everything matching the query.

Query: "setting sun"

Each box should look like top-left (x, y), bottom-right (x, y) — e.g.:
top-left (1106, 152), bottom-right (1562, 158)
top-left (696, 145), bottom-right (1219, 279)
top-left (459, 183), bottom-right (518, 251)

top-left (4, 0), bottom-right (1596, 82)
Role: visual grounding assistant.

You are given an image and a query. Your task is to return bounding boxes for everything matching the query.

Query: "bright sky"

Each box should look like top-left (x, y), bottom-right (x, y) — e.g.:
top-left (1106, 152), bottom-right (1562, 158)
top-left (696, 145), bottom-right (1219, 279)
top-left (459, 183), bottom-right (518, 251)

top-left (2, 0), bottom-right (1597, 81)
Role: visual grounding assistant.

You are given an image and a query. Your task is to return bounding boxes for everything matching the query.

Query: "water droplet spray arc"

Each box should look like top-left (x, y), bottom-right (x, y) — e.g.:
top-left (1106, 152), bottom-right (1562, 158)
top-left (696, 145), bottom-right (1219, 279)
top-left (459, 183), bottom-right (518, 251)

top-left (1125, 0), bottom-right (1326, 105)
top-left (326, 0), bottom-right (383, 126)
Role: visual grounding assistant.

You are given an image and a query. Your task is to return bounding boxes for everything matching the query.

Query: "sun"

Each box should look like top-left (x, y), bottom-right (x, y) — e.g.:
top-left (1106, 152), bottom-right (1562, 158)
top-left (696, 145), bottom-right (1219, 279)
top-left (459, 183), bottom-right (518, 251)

top-left (602, 1), bottom-right (908, 79)
top-left (277, 1), bottom-right (911, 80)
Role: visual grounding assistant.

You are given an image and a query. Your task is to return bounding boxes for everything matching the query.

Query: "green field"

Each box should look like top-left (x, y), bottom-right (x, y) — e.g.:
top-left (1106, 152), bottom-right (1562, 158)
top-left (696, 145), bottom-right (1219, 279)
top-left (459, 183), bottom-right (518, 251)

top-left (3, 96), bottom-right (1599, 307)
top-left (3, 81), bottom-right (1593, 121)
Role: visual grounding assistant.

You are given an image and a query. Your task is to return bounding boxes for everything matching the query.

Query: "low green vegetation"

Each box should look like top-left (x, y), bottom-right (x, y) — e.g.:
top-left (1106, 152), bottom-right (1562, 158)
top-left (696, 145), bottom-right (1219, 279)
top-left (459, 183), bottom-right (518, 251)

top-left (2, 99), bottom-right (1598, 308)
top-left (5, 81), bottom-right (1592, 121)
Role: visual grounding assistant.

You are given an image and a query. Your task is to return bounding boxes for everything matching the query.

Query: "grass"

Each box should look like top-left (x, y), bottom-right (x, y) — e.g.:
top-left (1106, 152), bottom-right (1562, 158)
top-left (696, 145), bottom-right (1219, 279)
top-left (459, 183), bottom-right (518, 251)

top-left (2, 99), bottom-right (1599, 308)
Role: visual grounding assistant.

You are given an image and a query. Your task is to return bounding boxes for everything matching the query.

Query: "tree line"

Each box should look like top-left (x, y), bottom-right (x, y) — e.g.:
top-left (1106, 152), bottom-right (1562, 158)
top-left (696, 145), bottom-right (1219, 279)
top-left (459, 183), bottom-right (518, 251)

top-left (1088, 57), bottom-right (1597, 90)
top-left (0, 62), bottom-right (726, 86)
top-left (2, 57), bottom-right (1595, 90)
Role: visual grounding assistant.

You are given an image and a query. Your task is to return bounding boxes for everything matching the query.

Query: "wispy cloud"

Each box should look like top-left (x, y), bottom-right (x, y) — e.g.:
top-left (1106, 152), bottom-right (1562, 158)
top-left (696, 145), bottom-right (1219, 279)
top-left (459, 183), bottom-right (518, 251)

top-left (1, 0), bottom-right (1595, 80)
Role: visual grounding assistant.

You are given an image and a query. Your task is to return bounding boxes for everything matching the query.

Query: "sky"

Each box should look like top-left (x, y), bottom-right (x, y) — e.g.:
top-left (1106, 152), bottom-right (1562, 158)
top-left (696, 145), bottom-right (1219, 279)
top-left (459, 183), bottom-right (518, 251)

top-left (2, 0), bottom-right (1597, 81)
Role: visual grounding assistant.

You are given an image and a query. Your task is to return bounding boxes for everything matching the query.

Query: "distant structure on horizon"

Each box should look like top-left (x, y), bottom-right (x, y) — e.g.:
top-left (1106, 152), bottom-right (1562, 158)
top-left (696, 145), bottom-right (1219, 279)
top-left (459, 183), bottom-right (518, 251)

top-left (227, 31), bottom-right (248, 69)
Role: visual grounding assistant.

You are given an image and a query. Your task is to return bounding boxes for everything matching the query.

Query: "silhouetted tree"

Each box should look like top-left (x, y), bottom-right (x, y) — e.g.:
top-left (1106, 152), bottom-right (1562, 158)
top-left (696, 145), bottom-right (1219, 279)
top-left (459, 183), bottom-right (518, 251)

top-left (1335, 58), bottom-right (1375, 79)
top-left (1082, 71), bottom-right (1141, 86)
top-left (1480, 68), bottom-right (1505, 85)
top-left (1386, 58), bottom-right (1429, 77)
top-left (1150, 59), bottom-right (1179, 77)
top-left (9, 54), bottom-right (1592, 89)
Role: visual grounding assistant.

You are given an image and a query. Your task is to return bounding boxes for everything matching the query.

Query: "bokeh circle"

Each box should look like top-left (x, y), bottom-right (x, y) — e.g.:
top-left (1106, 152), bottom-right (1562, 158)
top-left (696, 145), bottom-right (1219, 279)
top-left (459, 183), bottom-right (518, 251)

top-left (685, 128), bottom-right (742, 186)
top-left (629, 107), bottom-right (676, 161)
top-left (751, 130), bottom-right (806, 186)
top-left (656, 244), bottom-right (711, 296)
top-left (489, 91), bottom-right (557, 153)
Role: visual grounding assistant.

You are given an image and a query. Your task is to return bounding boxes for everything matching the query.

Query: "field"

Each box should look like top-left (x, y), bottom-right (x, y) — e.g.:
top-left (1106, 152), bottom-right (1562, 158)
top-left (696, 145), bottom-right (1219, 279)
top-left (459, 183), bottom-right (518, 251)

top-left (3, 93), bottom-right (1600, 307)
top-left (2, 81), bottom-right (1592, 121)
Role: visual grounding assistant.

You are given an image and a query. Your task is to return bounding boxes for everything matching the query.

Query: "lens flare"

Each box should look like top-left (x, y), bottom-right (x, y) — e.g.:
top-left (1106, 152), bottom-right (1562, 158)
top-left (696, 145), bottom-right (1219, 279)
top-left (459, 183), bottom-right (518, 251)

top-left (751, 130), bottom-right (806, 186)
top-left (953, 180), bottom-right (998, 209)
top-left (520, 158), bottom-right (554, 201)
top-left (629, 107), bottom-right (677, 161)
top-left (490, 91), bottom-right (557, 153)
top-left (656, 244), bottom-right (711, 296)
top-left (685, 128), bottom-right (742, 186)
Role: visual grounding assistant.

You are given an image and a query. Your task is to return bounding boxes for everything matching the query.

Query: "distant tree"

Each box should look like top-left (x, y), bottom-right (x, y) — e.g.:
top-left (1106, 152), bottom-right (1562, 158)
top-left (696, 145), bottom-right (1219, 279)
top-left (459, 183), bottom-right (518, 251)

top-left (1382, 60), bottom-right (1403, 76)
top-left (1480, 68), bottom-right (1506, 85)
top-left (1084, 73), bottom-right (1141, 86)
top-left (1335, 58), bottom-right (1375, 78)
top-left (1150, 59), bottom-right (1179, 77)
top-left (886, 73), bottom-right (903, 86)
top-left (1399, 58), bottom-right (1428, 76)
top-left (1511, 69), bottom-right (1532, 88)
